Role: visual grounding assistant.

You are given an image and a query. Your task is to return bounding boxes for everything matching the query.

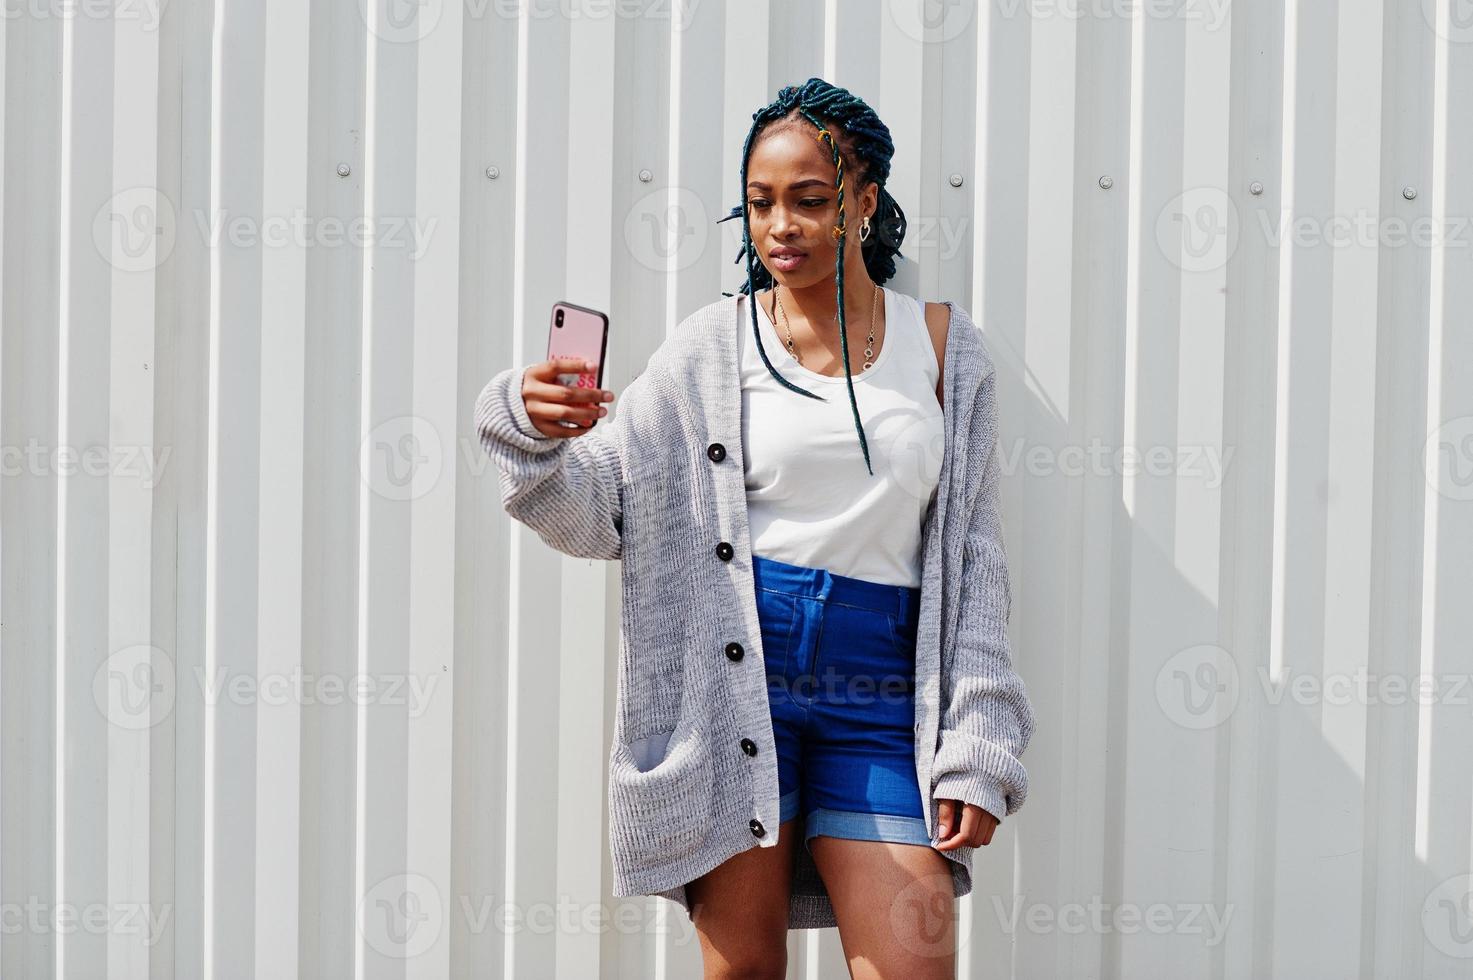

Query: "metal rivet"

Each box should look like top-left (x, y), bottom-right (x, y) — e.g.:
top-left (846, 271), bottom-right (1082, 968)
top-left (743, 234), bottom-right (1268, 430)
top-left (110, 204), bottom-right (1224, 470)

top-left (336, 163), bottom-right (351, 178)
top-left (1098, 175), bottom-right (1114, 190)
top-left (1249, 180), bottom-right (1264, 196)
top-left (638, 169), bottom-right (653, 182)
top-left (949, 173), bottom-right (964, 187)
top-left (486, 166), bottom-right (500, 179)
top-left (1403, 185), bottom-right (1418, 200)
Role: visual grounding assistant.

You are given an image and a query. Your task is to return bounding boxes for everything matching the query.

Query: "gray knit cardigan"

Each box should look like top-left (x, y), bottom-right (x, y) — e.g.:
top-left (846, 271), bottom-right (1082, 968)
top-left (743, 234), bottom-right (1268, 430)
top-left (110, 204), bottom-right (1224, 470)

top-left (474, 292), bottom-right (1035, 931)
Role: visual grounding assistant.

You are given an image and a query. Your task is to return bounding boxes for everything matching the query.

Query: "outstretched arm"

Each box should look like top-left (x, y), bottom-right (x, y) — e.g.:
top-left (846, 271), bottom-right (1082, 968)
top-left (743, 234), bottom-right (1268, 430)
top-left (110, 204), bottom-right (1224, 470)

top-left (474, 363), bottom-right (639, 561)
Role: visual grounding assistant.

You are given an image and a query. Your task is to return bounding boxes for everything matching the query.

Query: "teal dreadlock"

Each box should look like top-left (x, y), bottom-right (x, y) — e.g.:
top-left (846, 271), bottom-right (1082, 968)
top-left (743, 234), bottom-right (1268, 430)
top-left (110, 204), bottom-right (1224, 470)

top-left (717, 76), bottom-right (909, 477)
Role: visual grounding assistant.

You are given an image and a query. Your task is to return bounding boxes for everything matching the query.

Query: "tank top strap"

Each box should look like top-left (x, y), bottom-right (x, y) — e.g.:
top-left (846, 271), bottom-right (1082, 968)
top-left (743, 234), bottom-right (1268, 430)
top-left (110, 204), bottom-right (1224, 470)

top-left (888, 289), bottom-right (940, 387)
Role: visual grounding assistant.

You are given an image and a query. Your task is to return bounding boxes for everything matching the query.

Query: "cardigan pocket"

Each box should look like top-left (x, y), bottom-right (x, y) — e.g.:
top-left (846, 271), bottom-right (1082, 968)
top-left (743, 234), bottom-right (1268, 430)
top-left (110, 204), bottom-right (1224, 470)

top-left (607, 710), bottom-right (715, 865)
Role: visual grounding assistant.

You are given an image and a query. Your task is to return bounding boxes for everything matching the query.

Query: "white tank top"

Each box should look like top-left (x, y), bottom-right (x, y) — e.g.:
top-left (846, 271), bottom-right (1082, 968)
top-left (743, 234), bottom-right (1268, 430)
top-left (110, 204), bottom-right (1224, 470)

top-left (737, 287), bottom-right (945, 588)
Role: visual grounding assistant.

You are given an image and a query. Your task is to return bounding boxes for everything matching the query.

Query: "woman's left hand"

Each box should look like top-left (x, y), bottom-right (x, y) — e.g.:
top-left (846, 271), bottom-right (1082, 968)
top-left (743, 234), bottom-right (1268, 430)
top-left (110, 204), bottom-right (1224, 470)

top-left (933, 799), bottom-right (998, 849)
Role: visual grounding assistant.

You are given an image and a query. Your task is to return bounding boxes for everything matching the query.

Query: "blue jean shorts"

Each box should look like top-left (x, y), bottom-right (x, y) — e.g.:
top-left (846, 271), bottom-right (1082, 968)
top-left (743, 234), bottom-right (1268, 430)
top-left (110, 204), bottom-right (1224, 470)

top-left (752, 552), bottom-right (931, 854)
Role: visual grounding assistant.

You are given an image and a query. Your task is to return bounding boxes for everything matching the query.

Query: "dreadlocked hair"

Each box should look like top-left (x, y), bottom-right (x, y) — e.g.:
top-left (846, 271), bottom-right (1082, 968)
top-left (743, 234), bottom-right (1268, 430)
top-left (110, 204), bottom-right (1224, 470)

top-left (716, 76), bottom-right (908, 477)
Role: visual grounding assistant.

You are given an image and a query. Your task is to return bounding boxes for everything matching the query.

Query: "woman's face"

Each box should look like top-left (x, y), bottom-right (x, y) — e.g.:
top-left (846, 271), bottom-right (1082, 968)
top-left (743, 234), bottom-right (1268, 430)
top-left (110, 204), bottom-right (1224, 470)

top-left (744, 125), bottom-right (874, 289)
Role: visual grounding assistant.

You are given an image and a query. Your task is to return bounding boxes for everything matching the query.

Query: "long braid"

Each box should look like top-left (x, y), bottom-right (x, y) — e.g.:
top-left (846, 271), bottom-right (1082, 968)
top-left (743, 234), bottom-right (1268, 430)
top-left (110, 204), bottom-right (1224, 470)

top-left (736, 107), bottom-right (821, 403)
top-left (717, 77), bottom-right (909, 477)
top-left (802, 114), bottom-right (871, 475)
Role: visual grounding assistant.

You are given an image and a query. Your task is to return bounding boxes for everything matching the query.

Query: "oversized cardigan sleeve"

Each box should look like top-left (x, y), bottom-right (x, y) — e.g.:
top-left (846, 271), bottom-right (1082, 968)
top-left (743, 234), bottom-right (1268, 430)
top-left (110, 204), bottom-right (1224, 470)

top-left (929, 363), bottom-right (1036, 824)
top-left (474, 364), bottom-right (638, 561)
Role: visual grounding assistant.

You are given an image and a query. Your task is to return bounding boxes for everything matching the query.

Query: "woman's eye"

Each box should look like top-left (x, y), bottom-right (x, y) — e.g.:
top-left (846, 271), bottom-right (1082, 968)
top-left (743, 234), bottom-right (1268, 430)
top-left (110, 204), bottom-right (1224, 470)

top-left (748, 199), bottom-right (826, 210)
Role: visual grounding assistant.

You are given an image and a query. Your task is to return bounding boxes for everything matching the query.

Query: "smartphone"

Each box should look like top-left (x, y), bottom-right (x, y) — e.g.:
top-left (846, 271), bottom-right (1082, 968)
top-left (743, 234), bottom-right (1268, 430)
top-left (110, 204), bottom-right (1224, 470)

top-left (546, 301), bottom-right (610, 429)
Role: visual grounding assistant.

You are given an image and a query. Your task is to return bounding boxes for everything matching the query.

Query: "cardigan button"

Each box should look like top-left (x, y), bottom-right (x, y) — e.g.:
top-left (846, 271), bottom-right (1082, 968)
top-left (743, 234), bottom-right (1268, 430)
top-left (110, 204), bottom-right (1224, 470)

top-left (749, 818), bottom-right (766, 838)
top-left (740, 738), bottom-right (757, 756)
top-left (725, 641), bottom-right (744, 661)
top-left (707, 442), bottom-right (726, 463)
top-left (715, 541), bottom-right (734, 561)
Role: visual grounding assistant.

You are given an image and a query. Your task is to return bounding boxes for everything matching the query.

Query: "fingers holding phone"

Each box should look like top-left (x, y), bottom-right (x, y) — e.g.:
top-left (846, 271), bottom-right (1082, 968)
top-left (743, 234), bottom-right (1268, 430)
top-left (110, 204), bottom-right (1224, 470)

top-left (520, 357), bottom-right (616, 439)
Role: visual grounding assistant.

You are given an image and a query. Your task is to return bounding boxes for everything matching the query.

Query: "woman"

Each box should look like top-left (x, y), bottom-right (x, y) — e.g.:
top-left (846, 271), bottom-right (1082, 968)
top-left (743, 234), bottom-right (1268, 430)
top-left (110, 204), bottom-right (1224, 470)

top-left (476, 77), bottom-right (1035, 978)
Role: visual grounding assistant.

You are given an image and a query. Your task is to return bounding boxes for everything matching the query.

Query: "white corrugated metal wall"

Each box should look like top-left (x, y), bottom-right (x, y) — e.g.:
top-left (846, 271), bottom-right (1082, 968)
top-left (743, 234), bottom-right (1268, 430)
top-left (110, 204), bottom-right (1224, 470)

top-left (3, 0), bottom-right (1471, 977)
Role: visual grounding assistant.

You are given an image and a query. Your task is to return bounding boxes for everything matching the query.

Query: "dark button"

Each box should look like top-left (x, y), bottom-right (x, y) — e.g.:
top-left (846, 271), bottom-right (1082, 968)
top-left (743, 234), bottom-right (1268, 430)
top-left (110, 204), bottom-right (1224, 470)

top-left (716, 541), bottom-right (734, 561)
top-left (725, 641), bottom-right (744, 662)
top-left (707, 442), bottom-right (726, 463)
top-left (749, 819), bottom-right (765, 838)
top-left (740, 738), bottom-right (757, 756)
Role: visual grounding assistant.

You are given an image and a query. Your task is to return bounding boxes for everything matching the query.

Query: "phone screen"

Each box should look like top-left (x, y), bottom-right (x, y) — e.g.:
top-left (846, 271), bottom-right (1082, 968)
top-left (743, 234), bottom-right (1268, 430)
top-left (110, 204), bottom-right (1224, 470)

top-left (547, 301), bottom-right (609, 427)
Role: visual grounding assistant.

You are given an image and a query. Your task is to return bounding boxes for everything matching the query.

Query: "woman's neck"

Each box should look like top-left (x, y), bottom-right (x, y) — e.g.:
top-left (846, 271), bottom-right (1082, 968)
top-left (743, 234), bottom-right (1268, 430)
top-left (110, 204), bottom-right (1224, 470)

top-left (765, 274), bottom-right (882, 342)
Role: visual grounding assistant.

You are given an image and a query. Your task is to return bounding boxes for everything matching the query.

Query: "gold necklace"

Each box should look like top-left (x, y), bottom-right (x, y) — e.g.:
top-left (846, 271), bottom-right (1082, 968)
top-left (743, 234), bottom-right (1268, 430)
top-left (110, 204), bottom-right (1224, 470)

top-left (772, 283), bottom-right (881, 372)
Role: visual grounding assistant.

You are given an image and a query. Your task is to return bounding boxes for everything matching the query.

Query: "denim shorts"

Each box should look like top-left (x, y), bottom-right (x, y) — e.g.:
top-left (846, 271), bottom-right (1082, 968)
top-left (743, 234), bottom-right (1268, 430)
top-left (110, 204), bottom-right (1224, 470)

top-left (752, 552), bottom-right (931, 854)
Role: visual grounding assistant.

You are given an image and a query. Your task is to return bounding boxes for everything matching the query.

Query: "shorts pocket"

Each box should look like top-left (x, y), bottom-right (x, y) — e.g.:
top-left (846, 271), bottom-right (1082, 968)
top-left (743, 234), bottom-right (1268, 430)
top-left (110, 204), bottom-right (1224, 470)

top-left (884, 612), bottom-right (920, 667)
top-left (607, 710), bottom-right (715, 865)
top-left (757, 590), bottom-right (798, 678)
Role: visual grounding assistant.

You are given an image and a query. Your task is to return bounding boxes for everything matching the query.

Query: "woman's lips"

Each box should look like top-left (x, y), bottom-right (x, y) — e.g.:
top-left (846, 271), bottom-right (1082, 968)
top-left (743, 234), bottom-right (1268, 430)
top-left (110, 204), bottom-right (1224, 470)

top-left (770, 251), bottom-right (807, 272)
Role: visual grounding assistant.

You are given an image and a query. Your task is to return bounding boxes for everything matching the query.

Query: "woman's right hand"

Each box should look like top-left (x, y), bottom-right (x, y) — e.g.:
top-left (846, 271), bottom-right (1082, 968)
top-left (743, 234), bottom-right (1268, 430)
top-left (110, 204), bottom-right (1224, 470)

top-left (520, 357), bottom-right (617, 439)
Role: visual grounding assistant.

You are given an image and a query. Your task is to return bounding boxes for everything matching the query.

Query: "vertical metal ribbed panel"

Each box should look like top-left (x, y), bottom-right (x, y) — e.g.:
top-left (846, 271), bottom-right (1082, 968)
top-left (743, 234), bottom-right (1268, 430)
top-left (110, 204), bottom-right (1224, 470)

top-left (2, 1), bottom-right (1470, 977)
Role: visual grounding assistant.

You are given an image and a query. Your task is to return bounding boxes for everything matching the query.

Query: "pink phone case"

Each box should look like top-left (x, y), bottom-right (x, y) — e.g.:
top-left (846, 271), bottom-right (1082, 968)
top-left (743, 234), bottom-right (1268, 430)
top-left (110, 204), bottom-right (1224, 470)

top-left (546, 301), bottom-right (609, 428)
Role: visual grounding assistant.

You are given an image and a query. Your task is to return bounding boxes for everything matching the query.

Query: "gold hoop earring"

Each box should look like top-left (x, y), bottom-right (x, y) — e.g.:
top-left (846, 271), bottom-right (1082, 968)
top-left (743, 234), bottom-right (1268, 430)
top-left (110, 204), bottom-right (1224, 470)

top-left (860, 215), bottom-right (871, 243)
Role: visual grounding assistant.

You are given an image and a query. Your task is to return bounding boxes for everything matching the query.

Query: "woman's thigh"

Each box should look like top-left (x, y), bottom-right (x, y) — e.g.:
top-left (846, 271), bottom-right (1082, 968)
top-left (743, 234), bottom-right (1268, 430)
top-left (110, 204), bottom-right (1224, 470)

top-left (685, 817), bottom-right (800, 979)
